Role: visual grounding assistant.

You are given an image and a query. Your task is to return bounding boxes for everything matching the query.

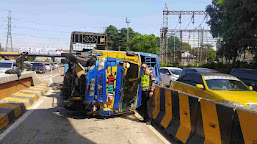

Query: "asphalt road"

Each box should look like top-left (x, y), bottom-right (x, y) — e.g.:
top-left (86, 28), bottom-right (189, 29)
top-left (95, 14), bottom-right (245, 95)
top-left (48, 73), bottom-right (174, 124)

top-left (0, 67), bottom-right (172, 144)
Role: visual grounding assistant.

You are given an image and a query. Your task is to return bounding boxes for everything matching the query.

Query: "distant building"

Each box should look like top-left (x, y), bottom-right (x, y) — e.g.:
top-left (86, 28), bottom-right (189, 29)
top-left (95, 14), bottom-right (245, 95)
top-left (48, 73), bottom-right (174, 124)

top-left (180, 51), bottom-right (196, 65)
top-left (238, 52), bottom-right (254, 64)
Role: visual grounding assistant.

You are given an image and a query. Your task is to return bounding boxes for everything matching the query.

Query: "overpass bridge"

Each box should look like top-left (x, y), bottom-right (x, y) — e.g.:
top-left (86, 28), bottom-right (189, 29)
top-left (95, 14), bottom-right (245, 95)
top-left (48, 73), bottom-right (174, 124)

top-left (0, 51), bottom-right (64, 58)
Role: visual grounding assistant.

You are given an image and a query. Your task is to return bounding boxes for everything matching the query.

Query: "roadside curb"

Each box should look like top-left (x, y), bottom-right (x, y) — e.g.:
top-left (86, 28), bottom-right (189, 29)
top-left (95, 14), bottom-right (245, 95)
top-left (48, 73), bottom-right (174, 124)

top-left (0, 83), bottom-right (49, 130)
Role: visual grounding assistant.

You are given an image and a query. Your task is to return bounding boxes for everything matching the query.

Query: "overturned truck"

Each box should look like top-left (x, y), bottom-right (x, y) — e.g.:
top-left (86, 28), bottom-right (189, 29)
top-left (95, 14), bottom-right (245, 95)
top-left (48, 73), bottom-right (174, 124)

top-left (61, 31), bottom-right (160, 116)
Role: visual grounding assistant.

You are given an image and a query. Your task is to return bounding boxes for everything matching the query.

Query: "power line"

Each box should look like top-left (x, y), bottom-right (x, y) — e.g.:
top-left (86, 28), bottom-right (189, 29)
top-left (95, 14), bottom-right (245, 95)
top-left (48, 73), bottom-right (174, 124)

top-left (126, 17), bottom-right (131, 44)
top-left (163, 10), bottom-right (207, 15)
top-left (184, 17), bottom-right (193, 30)
top-left (5, 10), bottom-right (13, 52)
top-left (195, 14), bottom-right (208, 30)
top-left (160, 6), bottom-right (215, 64)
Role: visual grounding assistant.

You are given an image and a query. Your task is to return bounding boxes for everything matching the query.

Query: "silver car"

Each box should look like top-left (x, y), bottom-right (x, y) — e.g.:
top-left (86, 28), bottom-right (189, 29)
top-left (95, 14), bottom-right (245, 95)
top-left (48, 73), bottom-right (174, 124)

top-left (160, 67), bottom-right (182, 86)
top-left (0, 61), bottom-right (16, 73)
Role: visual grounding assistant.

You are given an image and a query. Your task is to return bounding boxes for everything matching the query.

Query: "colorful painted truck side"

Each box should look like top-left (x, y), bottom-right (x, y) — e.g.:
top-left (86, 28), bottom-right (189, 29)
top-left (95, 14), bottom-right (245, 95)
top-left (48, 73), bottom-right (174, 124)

top-left (61, 32), bottom-right (160, 116)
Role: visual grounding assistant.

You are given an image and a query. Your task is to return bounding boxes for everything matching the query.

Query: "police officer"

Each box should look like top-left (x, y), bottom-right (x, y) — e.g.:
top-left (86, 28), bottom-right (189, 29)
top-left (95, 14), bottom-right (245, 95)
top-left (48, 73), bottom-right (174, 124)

top-left (141, 63), bottom-right (156, 125)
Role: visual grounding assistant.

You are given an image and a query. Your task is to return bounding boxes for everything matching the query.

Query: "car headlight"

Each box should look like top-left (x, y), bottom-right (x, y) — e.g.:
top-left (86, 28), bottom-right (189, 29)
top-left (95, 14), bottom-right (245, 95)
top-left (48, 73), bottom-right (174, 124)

top-left (246, 103), bottom-right (257, 111)
top-left (98, 60), bottom-right (105, 70)
top-left (222, 100), bottom-right (246, 109)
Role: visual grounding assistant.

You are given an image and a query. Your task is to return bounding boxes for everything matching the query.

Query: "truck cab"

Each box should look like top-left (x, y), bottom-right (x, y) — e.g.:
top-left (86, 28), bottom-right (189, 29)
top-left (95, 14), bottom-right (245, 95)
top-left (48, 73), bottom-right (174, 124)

top-left (62, 32), bottom-right (154, 116)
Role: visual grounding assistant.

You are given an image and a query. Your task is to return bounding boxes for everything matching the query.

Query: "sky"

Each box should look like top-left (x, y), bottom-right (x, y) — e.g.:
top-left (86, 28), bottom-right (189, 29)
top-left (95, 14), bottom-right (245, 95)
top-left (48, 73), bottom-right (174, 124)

top-left (0, 0), bottom-right (213, 50)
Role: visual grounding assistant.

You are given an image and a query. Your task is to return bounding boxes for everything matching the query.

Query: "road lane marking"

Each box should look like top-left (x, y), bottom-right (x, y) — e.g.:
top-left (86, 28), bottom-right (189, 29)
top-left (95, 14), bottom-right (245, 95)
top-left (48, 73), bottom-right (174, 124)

top-left (50, 77), bottom-right (53, 84)
top-left (0, 77), bottom-right (55, 142)
top-left (40, 75), bottom-right (50, 80)
top-left (42, 74), bottom-right (59, 80)
top-left (0, 96), bottom-right (46, 142)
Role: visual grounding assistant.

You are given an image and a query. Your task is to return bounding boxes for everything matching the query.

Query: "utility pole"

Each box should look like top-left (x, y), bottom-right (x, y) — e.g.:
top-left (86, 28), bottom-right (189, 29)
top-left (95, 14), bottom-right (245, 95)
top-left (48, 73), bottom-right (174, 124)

top-left (173, 33), bottom-right (176, 62)
top-left (198, 30), bottom-right (200, 63)
top-left (6, 10), bottom-right (13, 52)
top-left (160, 4), bottom-right (169, 63)
top-left (180, 30), bottom-right (182, 63)
top-left (161, 9), bottom-right (207, 64)
top-left (201, 27), bottom-right (204, 63)
top-left (126, 17), bottom-right (130, 45)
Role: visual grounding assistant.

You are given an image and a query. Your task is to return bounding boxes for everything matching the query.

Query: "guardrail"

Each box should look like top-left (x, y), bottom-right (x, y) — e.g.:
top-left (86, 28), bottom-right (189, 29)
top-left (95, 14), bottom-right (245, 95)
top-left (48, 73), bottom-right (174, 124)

top-left (152, 86), bottom-right (257, 144)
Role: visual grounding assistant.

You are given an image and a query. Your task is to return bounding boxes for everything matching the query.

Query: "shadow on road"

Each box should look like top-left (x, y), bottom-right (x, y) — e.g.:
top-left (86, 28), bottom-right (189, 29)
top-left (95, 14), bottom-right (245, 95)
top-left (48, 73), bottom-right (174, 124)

top-left (135, 106), bottom-right (179, 144)
top-left (0, 87), bottom-right (177, 144)
top-left (0, 90), bottom-right (97, 144)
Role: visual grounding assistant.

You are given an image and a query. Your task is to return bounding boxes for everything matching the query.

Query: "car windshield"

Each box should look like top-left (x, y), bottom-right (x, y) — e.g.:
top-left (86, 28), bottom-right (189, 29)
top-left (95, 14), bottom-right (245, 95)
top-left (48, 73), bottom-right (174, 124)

top-left (33, 63), bottom-right (43, 66)
top-left (206, 79), bottom-right (250, 91)
top-left (170, 69), bottom-right (182, 75)
top-left (0, 63), bottom-right (12, 68)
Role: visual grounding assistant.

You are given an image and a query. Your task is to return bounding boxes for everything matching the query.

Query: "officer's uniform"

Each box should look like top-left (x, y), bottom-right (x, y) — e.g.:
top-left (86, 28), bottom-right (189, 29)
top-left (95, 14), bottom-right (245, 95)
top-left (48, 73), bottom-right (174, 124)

top-left (141, 70), bottom-right (156, 122)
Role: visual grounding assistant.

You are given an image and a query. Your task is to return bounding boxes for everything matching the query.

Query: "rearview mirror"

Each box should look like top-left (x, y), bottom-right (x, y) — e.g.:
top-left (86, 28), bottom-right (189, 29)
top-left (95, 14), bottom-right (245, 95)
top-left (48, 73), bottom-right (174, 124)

top-left (196, 84), bottom-right (204, 89)
top-left (123, 62), bottom-right (130, 69)
top-left (249, 86), bottom-right (253, 90)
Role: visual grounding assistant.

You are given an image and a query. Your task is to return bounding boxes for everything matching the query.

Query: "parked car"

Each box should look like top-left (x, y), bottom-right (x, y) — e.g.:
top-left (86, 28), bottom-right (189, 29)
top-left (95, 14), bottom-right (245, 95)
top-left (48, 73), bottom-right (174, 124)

top-left (0, 60), bottom-right (16, 73)
top-left (51, 63), bottom-right (56, 70)
top-left (44, 63), bottom-right (52, 71)
top-left (160, 67), bottom-right (182, 86)
top-left (54, 62), bottom-right (59, 68)
top-left (171, 72), bottom-right (257, 111)
top-left (230, 69), bottom-right (257, 91)
top-left (24, 62), bottom-right (32, 71)
top-left (32, 62), bottom-right (46, 73)
top-left (179, 67), bottom-right (217, 78)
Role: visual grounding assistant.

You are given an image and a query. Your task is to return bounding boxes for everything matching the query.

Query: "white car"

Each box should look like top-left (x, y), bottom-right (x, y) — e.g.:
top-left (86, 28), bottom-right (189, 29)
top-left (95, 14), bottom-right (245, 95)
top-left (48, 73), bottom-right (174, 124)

top-left (0, 61), bottom-right (16, 73)
top-left (160, 67), bottom-right (182, 86)
top-left (44, 63), bottom-right (52, 71)
top-left (54, 62), bottom-right (59, 68)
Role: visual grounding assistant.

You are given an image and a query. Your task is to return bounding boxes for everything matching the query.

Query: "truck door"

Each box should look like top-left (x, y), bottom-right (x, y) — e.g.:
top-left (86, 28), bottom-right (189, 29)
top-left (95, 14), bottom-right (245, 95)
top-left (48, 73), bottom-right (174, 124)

top-left (118, 61), bottom-right (140, 112)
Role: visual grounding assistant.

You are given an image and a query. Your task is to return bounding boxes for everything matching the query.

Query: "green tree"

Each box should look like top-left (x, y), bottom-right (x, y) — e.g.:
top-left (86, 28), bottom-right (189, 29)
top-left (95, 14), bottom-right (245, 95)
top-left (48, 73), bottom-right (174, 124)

top-left (117, 28), bottom-right (128, 50)
top-left (168, 36), bottom-right (180, 53)
top-left (105, 25), bottom-right (119, 50)
top-left (27, 57), bottom-right (36, 62)
top-left (128, 34), bottom-right (159, 54)
top-left (181, 42), bottom-right (191, 52)
top-left (167, 36), bottom-right (191, 52)
top-left (117, 28), bottom-right (138, 51)
top-left (206, 0), bottom-right (257, 63)
top-left (105, 25), bottom-right (140, 51)
top-left (204, 44), bottom-right (216, 62)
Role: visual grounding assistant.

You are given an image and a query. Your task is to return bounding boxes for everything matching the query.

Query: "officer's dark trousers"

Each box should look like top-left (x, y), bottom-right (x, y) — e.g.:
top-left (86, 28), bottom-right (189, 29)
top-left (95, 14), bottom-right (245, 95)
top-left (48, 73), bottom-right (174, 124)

top-left (142, 91), bottom-right (151, 121)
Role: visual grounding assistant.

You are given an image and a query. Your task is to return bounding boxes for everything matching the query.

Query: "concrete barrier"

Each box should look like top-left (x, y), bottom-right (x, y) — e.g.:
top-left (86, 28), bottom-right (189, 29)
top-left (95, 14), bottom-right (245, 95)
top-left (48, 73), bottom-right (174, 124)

top-left (0, 71), bottom-right (48, 130)
top-left (0, 71), bottom-right (41, 86)
top-left (152, 85), bottom-right (257, 144)
top-left (0, 71), bottom-right (42, 99)
top-left (0, 83), bottom-right (48, 129)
